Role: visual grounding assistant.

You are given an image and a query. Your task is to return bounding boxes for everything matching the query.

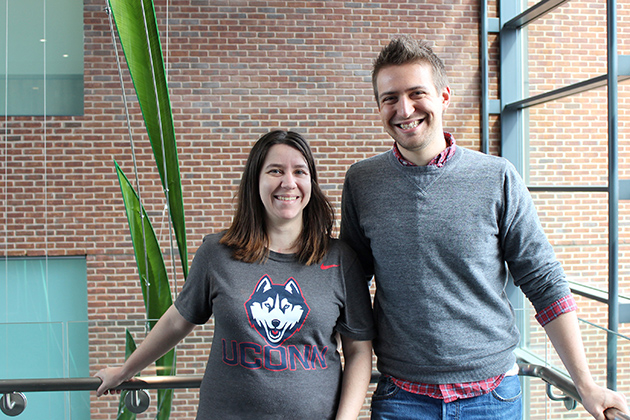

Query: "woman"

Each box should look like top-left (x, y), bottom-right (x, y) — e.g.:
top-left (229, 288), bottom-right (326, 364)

top-left (95, 130), bottom-right (375, 419)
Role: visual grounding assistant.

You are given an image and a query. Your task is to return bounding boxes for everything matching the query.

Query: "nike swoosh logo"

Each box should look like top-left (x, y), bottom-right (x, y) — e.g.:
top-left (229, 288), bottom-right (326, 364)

top-left (320, 263), bottom-right (340, 270)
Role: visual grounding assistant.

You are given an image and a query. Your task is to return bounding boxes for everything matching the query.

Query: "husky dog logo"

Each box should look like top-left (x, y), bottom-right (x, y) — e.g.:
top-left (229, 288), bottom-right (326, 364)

top-left (245, 275), bottom-right (310, 347)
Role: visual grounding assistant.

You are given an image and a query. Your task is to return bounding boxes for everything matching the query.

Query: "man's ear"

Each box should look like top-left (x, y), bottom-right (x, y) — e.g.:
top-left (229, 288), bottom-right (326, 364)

top-left (441, 86), bottom-right (452, 111)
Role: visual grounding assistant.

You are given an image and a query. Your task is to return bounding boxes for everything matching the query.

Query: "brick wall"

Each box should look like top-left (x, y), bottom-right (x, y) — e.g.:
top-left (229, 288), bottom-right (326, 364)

top-left (1, 0), bottom-right (628, 419)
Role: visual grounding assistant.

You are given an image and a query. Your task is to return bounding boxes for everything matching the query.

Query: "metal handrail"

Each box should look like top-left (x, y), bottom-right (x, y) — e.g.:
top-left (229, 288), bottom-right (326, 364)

top-left (518, 363), bottom-right (630, 420)
top-left (0, 376), bottom-right (200, 393)
top-left (4, 373), bottom-right (380, 394)
top-left (1, 366), bottom-right (628, 419)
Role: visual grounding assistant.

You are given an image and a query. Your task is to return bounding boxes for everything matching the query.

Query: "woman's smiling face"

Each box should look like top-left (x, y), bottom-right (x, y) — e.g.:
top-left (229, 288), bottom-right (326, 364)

top-left (259, 144), bottom-right (312, 229)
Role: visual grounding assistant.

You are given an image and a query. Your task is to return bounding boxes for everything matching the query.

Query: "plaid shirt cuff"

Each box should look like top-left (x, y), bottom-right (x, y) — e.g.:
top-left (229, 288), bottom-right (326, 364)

top-left (535, 294), bottom-right (577, 327)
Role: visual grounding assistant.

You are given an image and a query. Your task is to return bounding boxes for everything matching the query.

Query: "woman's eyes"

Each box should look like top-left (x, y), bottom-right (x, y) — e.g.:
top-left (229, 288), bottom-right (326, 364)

top-left (266, 168), bottom-right (308, 176)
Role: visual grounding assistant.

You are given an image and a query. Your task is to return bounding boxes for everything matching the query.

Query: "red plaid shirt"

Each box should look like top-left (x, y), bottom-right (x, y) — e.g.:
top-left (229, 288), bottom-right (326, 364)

top-left (393, 131), bottom-right (457, 167)
top-left (390, 133), bottom-right (577, 402)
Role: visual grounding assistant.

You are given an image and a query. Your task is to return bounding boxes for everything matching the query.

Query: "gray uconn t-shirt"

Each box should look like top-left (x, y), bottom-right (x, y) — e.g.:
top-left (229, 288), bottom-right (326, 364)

top-left (174, 233), bottom-right (374, 420)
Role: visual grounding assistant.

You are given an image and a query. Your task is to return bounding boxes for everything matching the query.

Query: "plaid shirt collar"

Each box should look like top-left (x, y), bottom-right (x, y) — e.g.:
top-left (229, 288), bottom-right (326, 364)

top-left (392, 131), bottom-right (456, 168)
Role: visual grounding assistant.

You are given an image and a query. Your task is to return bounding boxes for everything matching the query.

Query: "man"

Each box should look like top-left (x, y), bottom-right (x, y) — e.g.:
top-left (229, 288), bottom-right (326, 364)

top-left (340, 36), bottom-right (628, 420)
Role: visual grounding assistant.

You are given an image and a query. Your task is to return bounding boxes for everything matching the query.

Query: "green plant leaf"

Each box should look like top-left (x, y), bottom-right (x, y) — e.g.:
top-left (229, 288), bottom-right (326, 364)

top-left (156, 347), bottom-right (175, 420)
top-left (156, 388), bottom-right (175, 420)
top-left (124, 330), bottom-right (138, 359)
top-left (114, 162), bottom-right (175, 420)
top-left (114, 166), bottom-right (177, 418)
top-left (108, 1), bottom-right (186, 417)
top-left (108, 0), bottom-right (188, 279)
top-left (117, 330), bottom-right (138, 420)
top-left (116, 162), bottom-right (173, 324)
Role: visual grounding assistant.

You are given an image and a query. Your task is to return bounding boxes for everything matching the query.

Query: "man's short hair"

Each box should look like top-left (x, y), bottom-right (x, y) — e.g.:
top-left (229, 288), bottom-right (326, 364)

top-left (372, 36), bottom-right (449, 103)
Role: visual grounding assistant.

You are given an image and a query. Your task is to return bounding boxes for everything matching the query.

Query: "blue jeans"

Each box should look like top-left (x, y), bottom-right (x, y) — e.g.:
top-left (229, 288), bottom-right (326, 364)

top-left (371, 375), bottom-right (522, 420)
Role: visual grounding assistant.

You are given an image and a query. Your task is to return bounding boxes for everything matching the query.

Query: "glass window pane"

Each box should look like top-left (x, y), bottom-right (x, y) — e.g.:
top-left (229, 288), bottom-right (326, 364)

top-left (0, 0), bottom-right (84, 116)
top-left (0, 256), bottom-right (89, 419)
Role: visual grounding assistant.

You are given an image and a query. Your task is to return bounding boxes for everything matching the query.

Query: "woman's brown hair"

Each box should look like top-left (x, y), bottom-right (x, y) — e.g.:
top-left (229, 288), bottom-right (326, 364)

top-left (220, 130), bottom-right (334, 265)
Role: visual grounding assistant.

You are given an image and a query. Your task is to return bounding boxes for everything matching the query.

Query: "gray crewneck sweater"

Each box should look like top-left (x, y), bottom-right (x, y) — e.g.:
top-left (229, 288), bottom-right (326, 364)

top-left (340, 146), bottom-right (570, 384)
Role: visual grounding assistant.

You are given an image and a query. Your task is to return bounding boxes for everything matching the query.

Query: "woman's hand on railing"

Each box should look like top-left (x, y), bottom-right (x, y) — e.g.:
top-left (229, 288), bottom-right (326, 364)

top-left (94, 366), bottom-right (134, 397)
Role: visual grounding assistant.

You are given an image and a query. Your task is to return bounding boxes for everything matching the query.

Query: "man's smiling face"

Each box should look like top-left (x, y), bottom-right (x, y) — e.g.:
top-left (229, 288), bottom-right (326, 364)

top-left (376, 62), bottom-right (451, 165)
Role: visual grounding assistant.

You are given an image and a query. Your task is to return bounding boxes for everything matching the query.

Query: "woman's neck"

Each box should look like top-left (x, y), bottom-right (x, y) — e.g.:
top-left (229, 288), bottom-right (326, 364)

top-left (266, 221), bottom-right (302, 254)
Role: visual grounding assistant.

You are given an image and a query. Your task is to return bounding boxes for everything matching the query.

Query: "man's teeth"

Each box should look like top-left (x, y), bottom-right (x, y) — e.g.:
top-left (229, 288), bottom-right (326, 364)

top-left (399, 121), bottom-right (420, 130)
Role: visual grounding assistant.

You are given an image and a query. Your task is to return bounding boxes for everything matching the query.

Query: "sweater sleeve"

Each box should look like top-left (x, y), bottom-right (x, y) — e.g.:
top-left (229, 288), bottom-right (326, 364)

top-left (499, 162), bottom-right (572, 312)
top-left (340, 165), bottom-right (376, 280)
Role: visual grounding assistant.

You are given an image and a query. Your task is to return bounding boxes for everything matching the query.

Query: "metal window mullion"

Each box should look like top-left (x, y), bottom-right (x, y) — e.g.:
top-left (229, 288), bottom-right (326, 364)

top-left (606, 0), bottom-right (619, 392)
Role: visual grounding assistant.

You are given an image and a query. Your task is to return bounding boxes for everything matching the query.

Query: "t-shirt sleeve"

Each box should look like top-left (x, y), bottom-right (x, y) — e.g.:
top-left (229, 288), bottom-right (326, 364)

top-left (174, 236), bottom-right (214, 325)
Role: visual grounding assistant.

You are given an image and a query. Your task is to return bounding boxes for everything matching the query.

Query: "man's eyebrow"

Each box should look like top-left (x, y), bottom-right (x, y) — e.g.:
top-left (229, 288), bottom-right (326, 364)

top-left (378, 85), bottom-right (428, 100)
top-left (405, 85), bottom-right (430, 93)
top-left (378, 90), bottom-right (397, 100)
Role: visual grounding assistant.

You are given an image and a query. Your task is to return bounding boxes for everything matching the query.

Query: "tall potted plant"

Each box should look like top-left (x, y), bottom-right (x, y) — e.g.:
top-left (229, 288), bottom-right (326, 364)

top-left (107, 0), bottom-right (188, 418)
